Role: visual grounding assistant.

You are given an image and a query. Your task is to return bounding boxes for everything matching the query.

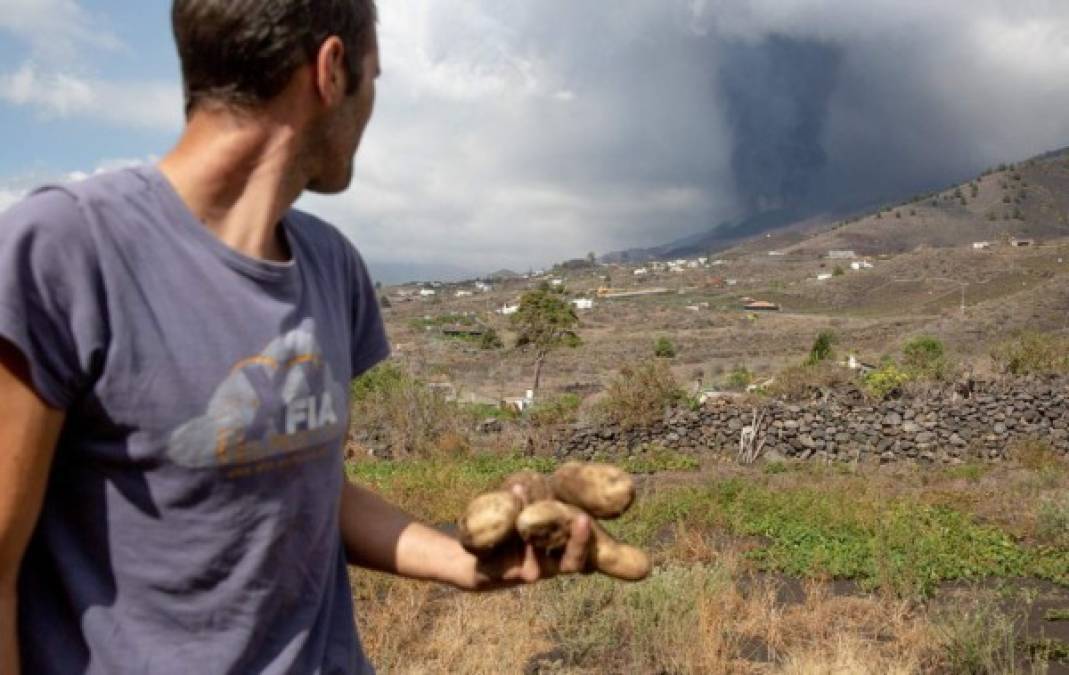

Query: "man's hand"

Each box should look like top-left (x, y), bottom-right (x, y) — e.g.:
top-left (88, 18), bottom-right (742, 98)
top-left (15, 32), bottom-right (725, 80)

top-left (465, 497), bottom-right (592, 591)
top-left (339, 479), bottom-right (593, 592)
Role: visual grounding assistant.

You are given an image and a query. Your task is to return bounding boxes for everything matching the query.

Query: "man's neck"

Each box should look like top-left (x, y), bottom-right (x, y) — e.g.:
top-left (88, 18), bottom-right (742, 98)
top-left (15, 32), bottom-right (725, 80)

top-left (157, 108), bottom-right (308, 262)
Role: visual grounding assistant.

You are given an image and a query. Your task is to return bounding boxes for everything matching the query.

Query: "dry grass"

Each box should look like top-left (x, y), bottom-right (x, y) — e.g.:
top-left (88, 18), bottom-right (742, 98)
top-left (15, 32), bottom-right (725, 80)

top-left (346, 452), bottom-right (1068, 673)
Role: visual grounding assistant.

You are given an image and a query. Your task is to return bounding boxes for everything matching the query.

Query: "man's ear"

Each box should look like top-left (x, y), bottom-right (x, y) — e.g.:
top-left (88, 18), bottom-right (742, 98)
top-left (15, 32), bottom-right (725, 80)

top-left (313, 36), bottom-right (348, 106)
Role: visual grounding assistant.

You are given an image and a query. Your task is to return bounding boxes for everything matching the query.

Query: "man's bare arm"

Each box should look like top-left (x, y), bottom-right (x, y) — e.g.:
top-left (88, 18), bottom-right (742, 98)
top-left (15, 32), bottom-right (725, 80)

top-left (339, 480), bottom-right (590, 591)
top-left (0, 340), bottom-right (64, 675)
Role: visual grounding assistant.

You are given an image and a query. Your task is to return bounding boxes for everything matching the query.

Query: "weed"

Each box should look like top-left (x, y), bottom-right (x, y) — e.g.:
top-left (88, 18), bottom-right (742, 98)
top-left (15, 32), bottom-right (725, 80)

top-left (653, 336), bottom-right (677, 358)
top-left (594, 359), bottom-right (683, 430)
top-left (991, 331), bottom-right (1069, 375)
top-left (1035, 491), bottom-right (1069, 548)
top-left (933, 597), bottom-right (1025, 674)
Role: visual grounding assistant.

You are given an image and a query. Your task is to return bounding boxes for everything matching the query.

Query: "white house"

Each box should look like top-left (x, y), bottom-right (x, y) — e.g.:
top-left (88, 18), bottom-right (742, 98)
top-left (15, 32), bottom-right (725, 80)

top-left (419, 289), bottom-right (437, 297)
top-left (455, 290), bottom-right (473, 297)
top-left (972, 241), bottom-right (992, 250)
top-left (571, 298), bottom-right (594, 310)
top-left (698, 257), bottom-right (708, 265)
top-left (474, 281), bottom-right (492, 292)
top-left (817, 273), bottom-right (833, 281)
top-left (550, 279), bottom-right (564, 287)
top-left (687, 260), bottom-right (700, 269)
top-left (633, 268), bottom-right (649, 276)
top-left (497, 303), bottom-right (519, 315)
top-left (670, 265), bottom-right (685, 273)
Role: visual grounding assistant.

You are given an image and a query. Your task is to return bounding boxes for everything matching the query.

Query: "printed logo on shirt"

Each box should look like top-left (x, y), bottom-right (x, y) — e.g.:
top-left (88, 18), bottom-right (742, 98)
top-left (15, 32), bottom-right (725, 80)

top-left (167, 318), bottom-right (347, 474)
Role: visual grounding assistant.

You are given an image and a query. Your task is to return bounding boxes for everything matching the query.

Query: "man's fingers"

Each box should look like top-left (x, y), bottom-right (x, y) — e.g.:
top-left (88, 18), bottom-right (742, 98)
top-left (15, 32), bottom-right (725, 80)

top-left (510, 483), bottom-right (528, 506)
top-left (558, 512), bottom-right (592, 574)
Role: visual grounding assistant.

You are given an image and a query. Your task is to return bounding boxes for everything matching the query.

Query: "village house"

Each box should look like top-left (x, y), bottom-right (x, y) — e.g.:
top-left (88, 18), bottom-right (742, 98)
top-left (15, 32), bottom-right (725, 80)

top-left (497, 303), bottom-right (519, 315)
top-left (972, 241), bottom-right (992, 250)
top-left (817, 273), bottom-right (833, 281)
top-left (1010, 237), bottom-right (1035, 247)
top-left (744, 300), bottom-right (781, 311)
top-left (571, 298), bottom-right (594, 310)
top-left (454, 290), bottom-right (473, 297)
top-left (419, 289), bottom-right (437, 297)
top-left (827, 250), bottom-right (856, 259)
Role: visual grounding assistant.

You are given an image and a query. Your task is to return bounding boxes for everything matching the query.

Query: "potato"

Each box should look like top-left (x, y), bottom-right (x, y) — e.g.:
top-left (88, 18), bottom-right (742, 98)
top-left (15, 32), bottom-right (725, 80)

top-left (516, 499), bottom-right (652, 581)
top-left (502, 470), bottom-right (554, 502)
top-left (551, 461), bottom-right (635, 519)
top-left (457, 490), bottom-right (522, 554)
top-left (515, 499), bottom-right (573, 550)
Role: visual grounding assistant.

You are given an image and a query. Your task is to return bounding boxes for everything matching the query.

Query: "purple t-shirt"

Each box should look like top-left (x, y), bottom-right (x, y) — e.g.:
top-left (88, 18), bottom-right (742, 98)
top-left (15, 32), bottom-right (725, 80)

top-left (0, 166), bottom-right (389, 673)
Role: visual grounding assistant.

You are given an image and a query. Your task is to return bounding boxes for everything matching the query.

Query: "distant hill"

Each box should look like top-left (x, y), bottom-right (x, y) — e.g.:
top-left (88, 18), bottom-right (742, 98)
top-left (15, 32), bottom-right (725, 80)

top-left (603, 146), bottom-right (1069, 262)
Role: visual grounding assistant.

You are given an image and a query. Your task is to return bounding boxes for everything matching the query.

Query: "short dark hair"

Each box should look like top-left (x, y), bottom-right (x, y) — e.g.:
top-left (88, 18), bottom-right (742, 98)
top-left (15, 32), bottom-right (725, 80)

top-left (172, 0), bottom-right (377, 114)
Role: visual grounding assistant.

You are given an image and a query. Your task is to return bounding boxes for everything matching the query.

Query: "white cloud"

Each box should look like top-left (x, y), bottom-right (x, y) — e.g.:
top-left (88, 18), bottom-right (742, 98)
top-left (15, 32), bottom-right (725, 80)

top-left (0, 63), bottom-right (183, 132)
top-left (0, 0), bottom-right (119, 61)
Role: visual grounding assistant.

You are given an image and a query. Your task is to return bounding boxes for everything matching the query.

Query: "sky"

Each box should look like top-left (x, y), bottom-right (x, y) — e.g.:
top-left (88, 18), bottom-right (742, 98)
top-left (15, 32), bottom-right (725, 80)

top-left (2, 1), bottom-right (1069, 281)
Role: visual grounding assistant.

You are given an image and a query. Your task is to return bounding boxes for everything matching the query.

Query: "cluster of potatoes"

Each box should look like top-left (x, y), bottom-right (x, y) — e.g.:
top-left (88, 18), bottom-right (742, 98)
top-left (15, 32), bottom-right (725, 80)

top-left (458, 462), bottom-right (651, 581)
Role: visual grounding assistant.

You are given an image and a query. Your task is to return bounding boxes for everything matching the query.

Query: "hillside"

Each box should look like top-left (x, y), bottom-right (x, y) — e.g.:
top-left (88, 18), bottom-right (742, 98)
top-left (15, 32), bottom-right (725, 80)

top-left (607, 146), bottom-right (1069, 262)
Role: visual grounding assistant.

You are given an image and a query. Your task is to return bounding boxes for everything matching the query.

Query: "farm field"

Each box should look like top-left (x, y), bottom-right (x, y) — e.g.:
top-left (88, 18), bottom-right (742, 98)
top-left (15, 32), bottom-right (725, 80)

top-left (346, 450), bottom-right (1069, 673)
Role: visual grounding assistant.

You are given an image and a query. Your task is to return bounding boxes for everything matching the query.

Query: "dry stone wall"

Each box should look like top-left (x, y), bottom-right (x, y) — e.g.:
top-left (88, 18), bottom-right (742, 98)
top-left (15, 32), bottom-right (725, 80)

top-left (558, 377), bottom-right (1069, 464)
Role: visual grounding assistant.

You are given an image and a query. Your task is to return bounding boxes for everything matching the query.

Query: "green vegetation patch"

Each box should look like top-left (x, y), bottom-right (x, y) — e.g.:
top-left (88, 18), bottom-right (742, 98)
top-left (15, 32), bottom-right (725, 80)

top-left (612, 479), bottom-right (1069, 596)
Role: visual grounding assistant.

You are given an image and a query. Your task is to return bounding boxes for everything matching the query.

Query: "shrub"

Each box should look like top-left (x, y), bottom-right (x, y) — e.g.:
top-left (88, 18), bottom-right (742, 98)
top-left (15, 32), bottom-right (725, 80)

top-left (653, 336), bottom-right (677, 359)
top-left (863, 363), bottom-right (912, 399)
top-left (1036, 492), bottom-right (1069, 548)
top-left (725, 366), bottom-right (752, 391)
top-left (832, 265), bottom-right (845, 277)
top-left (596, 360), bottom-right (683, 429)
top-left (805, 331), bottom-right (836, 366)
top-left (766, 362), bottom-right (855, 400)
top-left (901, 335), bottom-right (950, 380)
top-left (991, 332), bottom-right (1069, 375)
top-left (479, 327), bottom-right (503, 350)
top-left (351, 362), bottom-right (462, 457)
top-left (526, 393), bottom-right (582, 427)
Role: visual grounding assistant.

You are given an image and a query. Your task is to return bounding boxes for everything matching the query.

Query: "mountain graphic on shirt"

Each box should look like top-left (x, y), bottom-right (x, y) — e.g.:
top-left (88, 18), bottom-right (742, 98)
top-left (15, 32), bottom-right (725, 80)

top-left (167, 318), bottom-right (347, 469)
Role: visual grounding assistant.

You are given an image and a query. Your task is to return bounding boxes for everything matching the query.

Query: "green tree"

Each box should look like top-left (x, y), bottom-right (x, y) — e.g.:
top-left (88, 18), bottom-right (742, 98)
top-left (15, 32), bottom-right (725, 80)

top-left (511, 289), bottom-right (581, 392)
top-left (832, 265), bottom-right (845, 277)
top-left (806, 331), bottom-right (836, 366)
top-left (653, 337), bottom-right (677, 358)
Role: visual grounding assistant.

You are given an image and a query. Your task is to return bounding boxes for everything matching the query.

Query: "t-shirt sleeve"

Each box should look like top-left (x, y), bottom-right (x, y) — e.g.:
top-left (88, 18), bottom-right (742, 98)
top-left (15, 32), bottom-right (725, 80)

top-left (0, 188), bottom-right (108, 408)
top-left (347, 245), bottom-right (390, 380)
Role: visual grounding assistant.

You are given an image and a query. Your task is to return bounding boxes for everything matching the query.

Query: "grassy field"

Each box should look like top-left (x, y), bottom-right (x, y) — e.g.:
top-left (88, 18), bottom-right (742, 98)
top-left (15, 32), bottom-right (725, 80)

top-left (346, 450), bottom-right (1069, 673)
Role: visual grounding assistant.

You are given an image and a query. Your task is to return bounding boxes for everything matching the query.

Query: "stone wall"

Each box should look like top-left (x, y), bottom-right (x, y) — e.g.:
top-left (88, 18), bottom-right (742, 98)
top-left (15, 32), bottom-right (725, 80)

top-left (557, 377), bottom-right (1069, 464)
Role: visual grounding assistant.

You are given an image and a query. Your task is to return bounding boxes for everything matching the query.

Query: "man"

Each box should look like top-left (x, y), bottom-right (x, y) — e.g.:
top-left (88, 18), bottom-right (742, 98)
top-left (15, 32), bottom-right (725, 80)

top-left (0, 1), bottom-right (591, 672)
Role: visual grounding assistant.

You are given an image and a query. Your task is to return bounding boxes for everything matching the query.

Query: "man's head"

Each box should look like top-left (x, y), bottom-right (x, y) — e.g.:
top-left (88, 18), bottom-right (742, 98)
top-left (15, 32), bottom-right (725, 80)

top-left (172, 0), bottom-right (379, 192)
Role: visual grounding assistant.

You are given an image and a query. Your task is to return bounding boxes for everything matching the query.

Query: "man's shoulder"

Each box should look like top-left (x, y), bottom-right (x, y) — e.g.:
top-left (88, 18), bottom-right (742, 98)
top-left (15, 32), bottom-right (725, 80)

top-left (2, 166), bottom-right (152, 231)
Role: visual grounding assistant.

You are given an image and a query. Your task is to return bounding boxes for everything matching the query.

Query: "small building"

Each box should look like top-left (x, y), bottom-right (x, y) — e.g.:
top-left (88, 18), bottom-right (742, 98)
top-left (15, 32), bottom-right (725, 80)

top-left (550, 279), bottom-right (564, 287)
top-left (502, 390), bottom-right (535, 413)
top-left (698, 257), bottom-right (708, 265)
top-left (571, 298), bottom-right (594, 310)
top-left (497, 304), bottom-right (519, 315)
top-left (816, 273), bottom-right (833, 281)
top-left (972, 241), bottom-right (992, 250)
top-left (419, 289), bottom-right (437, 297)
top-left (633, 268), bottom-right (648, 276)
top-left (455, 290), bottom-right (473, 297)
top-left (827, 250), bottom-right (856, 259)
top-left (768, 250), bottom-right (785, 256)
top-left (743, 300), bottom-right (780, 311)
top-left (670, 265), bottom-right (685, 273)
top-left (1010, 238), bottom-right (1035, 247)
